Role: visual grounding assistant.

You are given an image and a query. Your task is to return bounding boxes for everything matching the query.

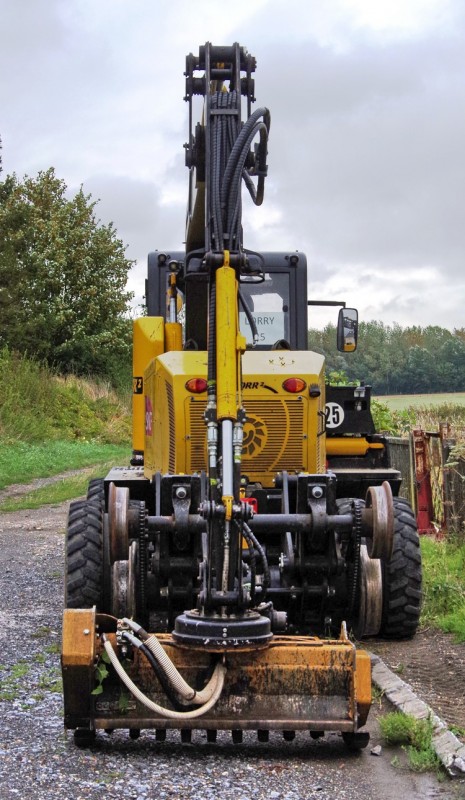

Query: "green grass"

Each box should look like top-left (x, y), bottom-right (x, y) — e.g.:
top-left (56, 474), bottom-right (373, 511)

top-left (0, 660), bottom-right (32, 702)
top-left (0, 661), bottom-right (62, 703)
top-left (420, 536), bottom-right (465, 641)
top-left (0, 460), bottom-right (119, 511)
top-left (377, 393), bottom-right (465, 412)
top-left (0, 441), bottom-right (128, 490)
top-left (372, 395), bottom-right (465, 436)
top-left (0, 351), bottom-right (131, 507)
top-left (379, 712), bottom-right (440, 772)
top-left (0, 347), bottom-right (131, 444)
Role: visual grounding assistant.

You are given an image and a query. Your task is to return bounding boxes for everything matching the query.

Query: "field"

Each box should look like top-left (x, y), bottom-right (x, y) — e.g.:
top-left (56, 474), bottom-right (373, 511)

top-left (377, 392), bottom-right (465, 412)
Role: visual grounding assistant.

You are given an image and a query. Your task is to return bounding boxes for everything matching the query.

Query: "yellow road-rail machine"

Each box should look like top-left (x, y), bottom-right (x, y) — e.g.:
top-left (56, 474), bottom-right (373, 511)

top-left (62, 43), bottom-right (421, 748)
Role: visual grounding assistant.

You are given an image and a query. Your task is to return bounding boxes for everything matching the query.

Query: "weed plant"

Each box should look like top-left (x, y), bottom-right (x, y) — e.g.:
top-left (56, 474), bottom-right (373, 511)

top-left (373, 398), bottom-right (465, 438)
top-left (379, 712), bottom-right (440, 772)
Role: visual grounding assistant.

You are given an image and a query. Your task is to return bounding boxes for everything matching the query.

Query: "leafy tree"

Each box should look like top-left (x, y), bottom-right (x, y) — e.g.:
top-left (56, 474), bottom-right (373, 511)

top-left (0, 168), bottom-right (133, 380)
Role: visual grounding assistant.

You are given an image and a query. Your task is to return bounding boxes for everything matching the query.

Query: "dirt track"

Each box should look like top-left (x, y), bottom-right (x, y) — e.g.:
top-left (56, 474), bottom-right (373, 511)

top-left (370, 629), bottom-right (465, 735)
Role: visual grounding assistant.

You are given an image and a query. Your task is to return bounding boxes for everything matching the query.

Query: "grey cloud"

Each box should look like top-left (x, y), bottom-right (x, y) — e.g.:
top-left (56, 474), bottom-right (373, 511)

top-left (252, 31), bottom-right (465, 282)
top-left (81, 173), bottom-right (185, 265)
top-left (2, 1), bottom-right (465, 330)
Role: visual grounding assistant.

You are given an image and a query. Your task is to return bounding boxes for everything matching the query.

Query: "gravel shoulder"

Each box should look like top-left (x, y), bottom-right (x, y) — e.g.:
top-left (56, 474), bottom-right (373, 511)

top-left (0, 502), bottom-right (463, 800)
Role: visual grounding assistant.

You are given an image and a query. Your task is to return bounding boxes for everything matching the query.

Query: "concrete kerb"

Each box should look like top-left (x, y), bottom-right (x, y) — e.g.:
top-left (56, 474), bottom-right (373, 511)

top-left (369, 652), bottom-right (465, 777)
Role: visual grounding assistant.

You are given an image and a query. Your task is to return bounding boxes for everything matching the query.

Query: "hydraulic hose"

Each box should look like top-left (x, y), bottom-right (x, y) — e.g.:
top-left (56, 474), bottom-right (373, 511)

top-left (102, 635), bottom-right (226, 720)
top-left (121, 631), bottom-right (187, 711)
top-left (236, 520), bottom-right (257, 604)
top-left (220, 107), bottom-right (269, 209)
top-left (238, 288), bottom-right (259, 346)
top-left (145, 634), bottom-right (221, 704)
top-left (122, 620), bottom-right (221, 704)
top-left (243, 521), bottom-right (271, 596)
top-left (227, 120), bottom-right (269, 238)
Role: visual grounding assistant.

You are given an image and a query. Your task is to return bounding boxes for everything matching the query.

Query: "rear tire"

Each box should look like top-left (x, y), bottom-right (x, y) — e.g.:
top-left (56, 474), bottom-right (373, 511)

top-left (380, 496), bottom-right (422, 639)
top-left (65, 500), bottom-right (103, 609)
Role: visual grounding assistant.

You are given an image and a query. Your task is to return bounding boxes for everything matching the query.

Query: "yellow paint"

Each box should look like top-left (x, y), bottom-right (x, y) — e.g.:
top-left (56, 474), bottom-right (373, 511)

top-left (165, 322), bottom-right (183, 352)
top-left (63, 620), bottom-right (372, 732)
top-left (61, 609), bottom-right (96, 667)
top-left (223, 495), bottom-right (233, 521)
top-left (143, 350), bottom-right (326, 485)
top-left (216, 265), bottom-right (239, 421)
top-left (354, 649), bottom-right (372, 726)
top-left (326, 438), bottom-right (384, 457)
top-left (132, 317), bottom-right (164, 453)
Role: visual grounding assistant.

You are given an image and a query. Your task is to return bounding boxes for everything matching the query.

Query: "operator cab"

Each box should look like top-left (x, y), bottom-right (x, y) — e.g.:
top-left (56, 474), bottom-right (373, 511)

top-left (146, 250), bottom-right (309, 350)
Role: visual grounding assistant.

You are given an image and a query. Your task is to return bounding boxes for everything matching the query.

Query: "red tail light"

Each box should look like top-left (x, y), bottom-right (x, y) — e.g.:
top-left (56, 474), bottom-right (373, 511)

top-left (282, 378), bottom-right (306, 393)
top-left (185, 378), bottom-right (208, 393)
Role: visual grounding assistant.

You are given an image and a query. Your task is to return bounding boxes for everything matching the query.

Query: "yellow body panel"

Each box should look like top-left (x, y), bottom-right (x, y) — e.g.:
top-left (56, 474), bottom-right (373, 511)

top-left (132, 318), bottom-right (165, 452)
top-left (164, 322), bottom-right (183, 352)
top-left (143, 350), bottom-right (326, 485)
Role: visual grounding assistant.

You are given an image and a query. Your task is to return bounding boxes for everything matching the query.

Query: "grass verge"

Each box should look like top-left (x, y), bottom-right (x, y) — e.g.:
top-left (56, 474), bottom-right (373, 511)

top-left (420, 536), bottom-right (465, 642)
top-left (0, 460), bottom-right (121, 511)
top-left (0, 349), bottom-right (131, 444)
top-left (0, 441), bottom-right (128, 489)
top-left (378, 712), bottom-right (440, 772)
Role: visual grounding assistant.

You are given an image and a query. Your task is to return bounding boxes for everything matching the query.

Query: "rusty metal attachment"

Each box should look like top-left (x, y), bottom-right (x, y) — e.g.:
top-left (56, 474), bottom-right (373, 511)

top-left (111, 542), bottom-right (137, 619)
top-left (61, 610), bottom-right (372, 741)
top-left (365, 481), bottom-right (394, 560)
top-left (108, 482), bottom-right (129, 563)
top-left (355, 545), bottom-right (383, 638)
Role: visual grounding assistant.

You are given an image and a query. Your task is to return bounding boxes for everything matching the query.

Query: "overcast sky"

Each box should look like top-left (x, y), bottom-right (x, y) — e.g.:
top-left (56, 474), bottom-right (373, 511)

top-left (1, 0), bottom-right (464, 330)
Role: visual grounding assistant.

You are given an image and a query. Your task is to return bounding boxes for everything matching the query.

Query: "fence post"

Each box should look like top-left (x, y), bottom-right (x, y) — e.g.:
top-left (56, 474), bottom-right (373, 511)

top-left (440, 424), bottom-right (458, 535)
top-left (412, 428), bottom-right (435, 535)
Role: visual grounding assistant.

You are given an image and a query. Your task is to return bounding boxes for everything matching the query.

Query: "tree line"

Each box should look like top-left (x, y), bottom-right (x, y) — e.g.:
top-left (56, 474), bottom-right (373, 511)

top-left (308, 322), bottom-right (465, 395)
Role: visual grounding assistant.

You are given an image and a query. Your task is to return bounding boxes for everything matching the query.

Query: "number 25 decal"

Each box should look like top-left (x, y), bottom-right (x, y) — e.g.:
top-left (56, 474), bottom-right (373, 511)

top-left (325, 402), bottom-right (344, 429)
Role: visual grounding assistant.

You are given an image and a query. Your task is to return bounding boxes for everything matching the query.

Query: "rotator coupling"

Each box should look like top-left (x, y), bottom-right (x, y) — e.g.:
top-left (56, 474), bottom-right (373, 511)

top-left (199, 498), bottom-right (254, 523)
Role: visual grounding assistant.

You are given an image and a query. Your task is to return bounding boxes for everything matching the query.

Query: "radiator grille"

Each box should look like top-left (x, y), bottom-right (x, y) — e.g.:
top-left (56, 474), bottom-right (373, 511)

top-left (187, 398), bottom-right (306, 476)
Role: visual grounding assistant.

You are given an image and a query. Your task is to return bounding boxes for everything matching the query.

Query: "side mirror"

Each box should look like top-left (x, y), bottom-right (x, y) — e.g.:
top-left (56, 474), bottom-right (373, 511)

top-left (337, 308), bottom-right (358, 352)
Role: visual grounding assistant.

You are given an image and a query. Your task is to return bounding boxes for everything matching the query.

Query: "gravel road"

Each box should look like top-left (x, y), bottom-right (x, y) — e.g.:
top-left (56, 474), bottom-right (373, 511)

top-left (0, 502), bottom-right (463, 800)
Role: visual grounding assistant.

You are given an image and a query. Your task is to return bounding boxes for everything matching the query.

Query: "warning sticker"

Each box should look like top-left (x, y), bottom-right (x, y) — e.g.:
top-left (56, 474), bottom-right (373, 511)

top-left (145, 396), bottom-right (153, 436)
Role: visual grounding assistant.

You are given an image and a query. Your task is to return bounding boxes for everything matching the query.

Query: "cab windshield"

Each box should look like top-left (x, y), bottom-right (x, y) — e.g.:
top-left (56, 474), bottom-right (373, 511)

top-left (239, 272), bottom-right (290, 347)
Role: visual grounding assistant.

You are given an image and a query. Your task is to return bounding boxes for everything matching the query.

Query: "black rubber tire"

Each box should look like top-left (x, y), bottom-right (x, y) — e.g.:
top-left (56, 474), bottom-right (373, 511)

top-left (86, 478), bottom-right (105, 508)
top-left (380, 496), bottom-right (422, 639)
top-left (65, 499), bottom-right (103, 609)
